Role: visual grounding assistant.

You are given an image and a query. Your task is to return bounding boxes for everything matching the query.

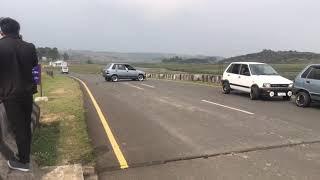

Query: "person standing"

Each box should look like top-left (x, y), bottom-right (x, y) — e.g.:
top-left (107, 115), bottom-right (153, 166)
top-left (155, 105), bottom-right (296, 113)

top-left (0, 17), bottom-right (38, 172)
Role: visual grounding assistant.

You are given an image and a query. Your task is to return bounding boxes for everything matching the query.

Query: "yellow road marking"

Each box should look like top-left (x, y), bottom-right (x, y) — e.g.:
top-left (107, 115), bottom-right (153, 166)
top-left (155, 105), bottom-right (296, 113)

top-left (71, 76), bottom-right (129, 169)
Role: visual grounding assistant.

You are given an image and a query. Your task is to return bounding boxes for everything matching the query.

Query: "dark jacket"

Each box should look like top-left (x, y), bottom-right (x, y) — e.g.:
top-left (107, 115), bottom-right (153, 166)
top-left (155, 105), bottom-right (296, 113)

top-left (0, 35), bottom-right (38, 100)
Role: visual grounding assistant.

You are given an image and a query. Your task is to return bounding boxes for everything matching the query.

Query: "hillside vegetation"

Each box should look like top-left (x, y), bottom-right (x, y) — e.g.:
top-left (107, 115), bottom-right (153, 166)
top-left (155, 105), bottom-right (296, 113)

top-left (223, 50), bottom-right (320, 64)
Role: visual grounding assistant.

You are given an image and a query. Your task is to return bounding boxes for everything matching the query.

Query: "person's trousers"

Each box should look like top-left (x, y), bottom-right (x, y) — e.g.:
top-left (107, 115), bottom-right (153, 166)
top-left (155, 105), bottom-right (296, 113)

top-left (3, 95), bottom-right (33, 164)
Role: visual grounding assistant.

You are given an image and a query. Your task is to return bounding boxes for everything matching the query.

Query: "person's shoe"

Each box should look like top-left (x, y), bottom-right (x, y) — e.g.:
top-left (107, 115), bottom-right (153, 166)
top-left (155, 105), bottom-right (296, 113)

top-left (7, 159), bottom-right (30, 172)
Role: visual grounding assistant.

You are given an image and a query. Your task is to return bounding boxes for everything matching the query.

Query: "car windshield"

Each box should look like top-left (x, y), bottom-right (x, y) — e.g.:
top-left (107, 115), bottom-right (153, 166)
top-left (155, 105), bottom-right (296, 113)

top-left (249, 64), bottom-right (279, 75)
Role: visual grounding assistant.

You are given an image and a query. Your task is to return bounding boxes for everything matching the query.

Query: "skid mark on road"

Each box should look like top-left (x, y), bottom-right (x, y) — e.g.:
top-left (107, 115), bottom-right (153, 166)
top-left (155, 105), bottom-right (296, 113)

top-left (202, 100), bottom-right (255, 115)
top-left (141, 83), bottom-right (155, 88)
top-left (71, 76), bottom-right (129, 169)
top-left (124, 83), bottom-right (144, 90)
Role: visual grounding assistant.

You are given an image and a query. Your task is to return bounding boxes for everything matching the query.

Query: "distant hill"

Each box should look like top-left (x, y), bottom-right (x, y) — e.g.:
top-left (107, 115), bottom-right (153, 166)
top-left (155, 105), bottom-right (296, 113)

top-left (63, 50), bottom-right (223, 64)
top-left (223, 50), bottom-right (320, 64)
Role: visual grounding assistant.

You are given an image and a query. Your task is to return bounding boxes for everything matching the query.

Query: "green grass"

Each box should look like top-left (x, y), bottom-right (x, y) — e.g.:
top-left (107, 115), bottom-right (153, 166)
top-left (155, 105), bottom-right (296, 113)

top-left (69, 64), bottom-right (105, 74)
top-left (32, 74), bottom-right (94, 166)
top-left (135, 63), bottom-right (309, 79)
top-left (67, 63), bottom-right (310, 80)
top-left (134, 63), bottom-right (227, 75)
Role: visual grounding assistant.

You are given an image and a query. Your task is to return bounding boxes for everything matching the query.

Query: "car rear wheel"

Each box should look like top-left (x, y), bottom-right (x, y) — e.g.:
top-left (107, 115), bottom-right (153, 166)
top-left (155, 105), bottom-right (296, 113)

top-left (138, 74), bottom-right (144, 81)
top-left (295, 91), bottom-right (311, 107)
top-left (250, 86), bottom-right (260, 100)
top-left (111, 75), bottom-right (119, 82)
top-left (222, 82), bottom-right (231, 94)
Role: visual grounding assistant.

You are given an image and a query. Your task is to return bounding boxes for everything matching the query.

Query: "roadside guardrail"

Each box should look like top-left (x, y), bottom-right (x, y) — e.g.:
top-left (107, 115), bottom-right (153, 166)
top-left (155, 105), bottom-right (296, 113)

top-left (146, 73), bottom-right (222, 84)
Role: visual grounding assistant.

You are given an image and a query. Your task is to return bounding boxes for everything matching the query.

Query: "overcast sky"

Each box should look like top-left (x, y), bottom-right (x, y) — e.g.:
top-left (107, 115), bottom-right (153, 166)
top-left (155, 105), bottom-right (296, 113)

top-left (1, 0), bottom-right (319, 57)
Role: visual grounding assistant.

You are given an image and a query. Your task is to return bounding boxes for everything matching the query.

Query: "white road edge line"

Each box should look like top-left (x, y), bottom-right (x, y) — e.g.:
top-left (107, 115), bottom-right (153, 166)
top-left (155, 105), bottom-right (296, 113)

top-left (141, 83), bottom-right (155, 88)
top-left (124, 83), bottom-right (144, 90)
top-left (201, 100), bottom-right (255, 115)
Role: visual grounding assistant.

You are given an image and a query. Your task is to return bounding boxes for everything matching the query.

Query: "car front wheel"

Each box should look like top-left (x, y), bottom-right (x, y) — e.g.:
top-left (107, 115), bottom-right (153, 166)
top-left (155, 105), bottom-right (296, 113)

top-left (138, 74), bottom-right (144, 81)
top-left (222, 82), bottom-right (231, 94)
top-left (250, 86), bottom-right (260, 100)
top-left (295, 91), bottom-right (311, 107)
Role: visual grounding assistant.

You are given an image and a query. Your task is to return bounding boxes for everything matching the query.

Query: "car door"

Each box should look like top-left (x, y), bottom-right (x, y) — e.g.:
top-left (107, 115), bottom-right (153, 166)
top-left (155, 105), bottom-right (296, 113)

top-left (305, 66), bottom-right (320, 100)
top-left (228, 63), bottom-right (242, 90)
top-left (116, 64), bottom-right (128, 79)
top-left (125, 64), bottom-right (138, 79)
top-left (238, 64), bottom-right (251, 93)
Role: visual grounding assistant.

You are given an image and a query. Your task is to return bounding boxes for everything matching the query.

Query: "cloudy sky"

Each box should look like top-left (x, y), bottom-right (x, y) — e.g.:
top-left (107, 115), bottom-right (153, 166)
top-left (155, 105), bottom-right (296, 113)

top-left (1, 0), bottom-right (319, 57)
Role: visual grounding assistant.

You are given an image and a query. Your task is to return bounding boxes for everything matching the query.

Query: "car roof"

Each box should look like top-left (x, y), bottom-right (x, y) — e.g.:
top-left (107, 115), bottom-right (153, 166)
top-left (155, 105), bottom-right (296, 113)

top-left (308, 64), bottom-right (320, 67)
top-left (110, 63), bottom-right (130, 65)
top-left (231, 62), bottom-right (266, 65)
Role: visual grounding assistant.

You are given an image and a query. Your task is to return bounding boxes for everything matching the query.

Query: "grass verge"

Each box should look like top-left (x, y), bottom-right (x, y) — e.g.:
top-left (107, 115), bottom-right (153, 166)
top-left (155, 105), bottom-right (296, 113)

top-left (32, 74), bottom-right (94, 166)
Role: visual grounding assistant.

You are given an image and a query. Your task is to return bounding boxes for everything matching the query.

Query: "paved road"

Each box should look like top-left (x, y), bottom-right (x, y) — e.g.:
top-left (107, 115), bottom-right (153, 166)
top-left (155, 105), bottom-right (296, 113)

top-left (74, 74), bottom-right (320, 180)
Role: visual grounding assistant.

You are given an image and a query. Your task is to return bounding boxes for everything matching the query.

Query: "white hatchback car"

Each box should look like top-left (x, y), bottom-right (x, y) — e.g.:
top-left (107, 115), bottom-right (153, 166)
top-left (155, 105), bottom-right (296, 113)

top-left (61, 66), bottom-right (69, 74)
top-left (222, 62), bottom-right (293, 100)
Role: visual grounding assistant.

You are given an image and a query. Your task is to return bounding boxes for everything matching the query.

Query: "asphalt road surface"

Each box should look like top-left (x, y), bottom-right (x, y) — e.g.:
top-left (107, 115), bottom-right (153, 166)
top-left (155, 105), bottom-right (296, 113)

top-left (74, 74), bottom-right (320, 180)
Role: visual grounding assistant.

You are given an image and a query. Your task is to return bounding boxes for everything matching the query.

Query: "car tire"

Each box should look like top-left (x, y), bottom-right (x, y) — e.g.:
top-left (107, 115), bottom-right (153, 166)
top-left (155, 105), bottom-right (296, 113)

top-left (283, 96), bottom-right (291, 101)
top-left (111, 75), bottom-right (119, 82)
top-left (295, 91), bottom-right (311, 107)
top-left (138, 74), bottom-right (144, 81)
top-left (222, 81), bottom-right (231, 94)
top-left (250, 86), bottom-right (260, 100)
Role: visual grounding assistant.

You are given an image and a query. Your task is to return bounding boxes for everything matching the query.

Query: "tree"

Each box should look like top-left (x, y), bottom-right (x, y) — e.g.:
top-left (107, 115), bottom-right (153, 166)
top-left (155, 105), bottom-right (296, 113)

top-left (37, 47), bottom-right (61, 60)
top-left (86, 57), bottom-right (93, 64)
top-left (62, 53), bottom-right (69, 61)
top-left (51, 48), bottom-right (60, 60)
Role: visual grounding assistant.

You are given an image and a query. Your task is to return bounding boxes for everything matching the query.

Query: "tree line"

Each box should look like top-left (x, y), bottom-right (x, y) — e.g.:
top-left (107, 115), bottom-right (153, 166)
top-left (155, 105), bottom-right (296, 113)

top-left (37, 47), bottom-right (69, 61)
top-left (162, 56), bottom-right (218, 64)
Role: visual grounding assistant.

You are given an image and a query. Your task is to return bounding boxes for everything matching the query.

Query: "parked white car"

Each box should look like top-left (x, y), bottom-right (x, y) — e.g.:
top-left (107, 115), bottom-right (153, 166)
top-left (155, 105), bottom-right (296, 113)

top-left (222, 62), bottom-right (293, 100)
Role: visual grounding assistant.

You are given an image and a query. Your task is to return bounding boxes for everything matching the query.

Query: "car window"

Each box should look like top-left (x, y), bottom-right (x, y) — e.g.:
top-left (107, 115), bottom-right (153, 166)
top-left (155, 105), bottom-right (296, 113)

top-left (125, 65), bottom-right (136, 70)
top-left (105, 64), bottom-right (112, 69)
top-left (307, 67), bottom-right (320, 80)
top-left (240, 64), bottom-right (250, 76)
top-left (226, 64), bottom-right (234, 73)
top-left (117, 64), bottom-right (126, 70)
top-left (231, 64), bottom-right (241, 74)
top-left (249, 64), bottom-right (279, 75)
top-left (301, 67), bottom-right (312, 78)
top-left (112, 64), bottom-right (116, 69)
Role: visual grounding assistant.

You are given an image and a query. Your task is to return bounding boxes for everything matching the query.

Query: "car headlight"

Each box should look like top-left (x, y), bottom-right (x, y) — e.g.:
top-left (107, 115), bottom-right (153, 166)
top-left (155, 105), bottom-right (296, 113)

top-left (288, 83), bottom-right (293, 88)
top-left (263, 83), bottom-right (271, 88)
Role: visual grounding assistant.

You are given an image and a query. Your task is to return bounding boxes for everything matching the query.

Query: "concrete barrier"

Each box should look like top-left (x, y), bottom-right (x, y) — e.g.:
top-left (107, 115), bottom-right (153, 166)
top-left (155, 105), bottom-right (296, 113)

top-left (146, 73), bottom-right (222, 84)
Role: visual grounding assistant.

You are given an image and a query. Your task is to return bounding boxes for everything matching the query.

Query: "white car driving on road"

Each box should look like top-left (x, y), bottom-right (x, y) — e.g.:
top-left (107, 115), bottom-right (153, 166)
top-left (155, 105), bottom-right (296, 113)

top-left (61, 66), bottom-right (69, 74)
top-left (222, 62), bottom-right (293, 100)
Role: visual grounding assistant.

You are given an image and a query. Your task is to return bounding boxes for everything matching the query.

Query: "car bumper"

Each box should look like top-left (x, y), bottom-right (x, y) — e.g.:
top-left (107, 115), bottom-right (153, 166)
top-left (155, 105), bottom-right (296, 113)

top-left (103, 73), bottom-right (111, 77)
top-left (259, 88), bottom-right (293, 97)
